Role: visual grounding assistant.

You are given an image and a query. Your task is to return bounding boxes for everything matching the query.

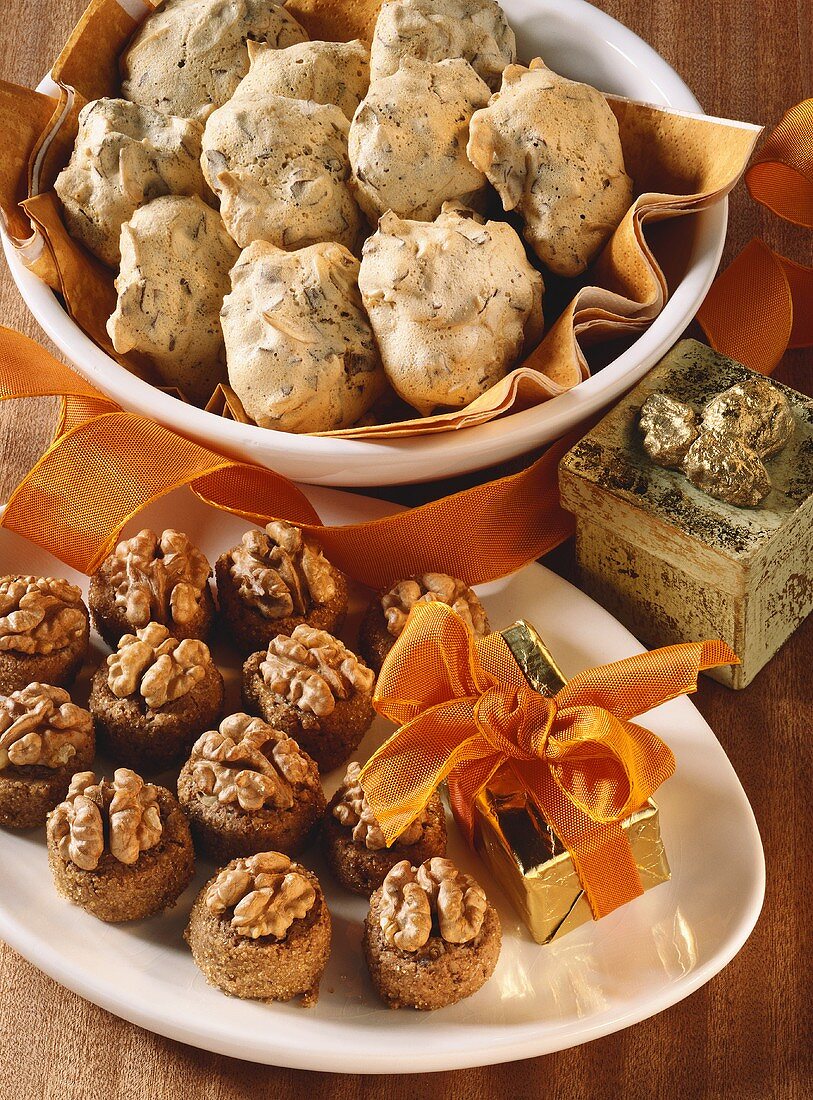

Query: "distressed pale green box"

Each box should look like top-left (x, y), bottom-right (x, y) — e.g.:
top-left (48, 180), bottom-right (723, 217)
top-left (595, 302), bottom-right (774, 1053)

top-left (558, 340), bottom-right (813, 689)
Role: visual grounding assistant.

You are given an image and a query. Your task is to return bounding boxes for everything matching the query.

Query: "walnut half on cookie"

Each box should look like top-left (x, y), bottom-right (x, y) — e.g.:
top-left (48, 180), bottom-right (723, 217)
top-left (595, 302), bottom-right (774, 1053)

top-left (46, 768), bottom-right (195, 922)
top-left (216, 521), bottom-right (348, 654)
top-left (359, 573), bottom-right (489, 672)
top-left (0, 576), bottom-right (89, 695)
top-left (177, 713), bottom-right (326, 861)
top-left (185, 851), bottom-right (331, 1004)
top-left (242, 625), bottom-right (375, 772)
top-left (0, 683), bottom-right (95, 829)
top-left (89, 622), bottom-right (224, 771)
top-left (364, 858), bottom-right (501, 1010)
top-left (89, 528), bottom-right (215, 647)
top-left (323, 762), bottom-right (447, 895)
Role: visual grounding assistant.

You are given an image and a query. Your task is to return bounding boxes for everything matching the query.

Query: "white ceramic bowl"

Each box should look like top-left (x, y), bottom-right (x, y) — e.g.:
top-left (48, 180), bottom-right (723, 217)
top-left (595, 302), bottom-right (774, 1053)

top-left (2, 0), bottom-right (726, 486)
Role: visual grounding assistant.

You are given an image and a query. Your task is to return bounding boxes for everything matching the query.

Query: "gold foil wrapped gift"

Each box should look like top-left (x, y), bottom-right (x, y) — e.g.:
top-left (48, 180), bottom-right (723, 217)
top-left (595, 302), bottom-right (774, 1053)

top-left (360, 603), bottom-right (735, 944)
top-left (474, 622), bottom-right (670, 944)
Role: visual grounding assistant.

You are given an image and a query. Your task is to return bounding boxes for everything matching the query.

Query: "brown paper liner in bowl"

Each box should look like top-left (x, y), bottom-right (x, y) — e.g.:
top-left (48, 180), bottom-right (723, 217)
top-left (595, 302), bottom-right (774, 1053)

top-left (0, 0), bottom-right (761, 439)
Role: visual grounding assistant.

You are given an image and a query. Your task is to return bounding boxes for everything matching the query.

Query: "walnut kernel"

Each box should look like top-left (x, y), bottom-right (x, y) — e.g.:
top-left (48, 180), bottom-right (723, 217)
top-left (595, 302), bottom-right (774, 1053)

top-left (189, 713), bottom-right (316, 812)
top-left (107, 528), bottom-right (211, 627)
top-left (260, 625), bottom-right (374, 718)
top-left (0, 576), bottom-right (86, 655)
top-left (107, 622), bottom-right (211, 708)
top-left (332, 762), bottom-right (424, 849)
top-left (381, 574), bottom-right (487, 639)
top-left (379, 857), bottom-right (487, 951)
top-left (0, 683), bottom-right (92, 771)
top-left (229, 521), bottom-right (337, 620)
top-left (205, 851), bottom-right (316, 939)
top-left (48, 768), bottom-right (163, 870)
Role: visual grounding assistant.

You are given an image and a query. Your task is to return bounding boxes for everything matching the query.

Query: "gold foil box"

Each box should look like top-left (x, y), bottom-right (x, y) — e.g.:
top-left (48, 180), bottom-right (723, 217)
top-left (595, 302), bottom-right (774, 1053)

top-left (472, 620), bottom-right (671, 944)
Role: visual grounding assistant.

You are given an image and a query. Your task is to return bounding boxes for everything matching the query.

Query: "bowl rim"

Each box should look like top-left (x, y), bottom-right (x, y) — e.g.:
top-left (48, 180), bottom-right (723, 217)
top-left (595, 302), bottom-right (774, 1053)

top-left (1, 0), bottom-right (730, 484)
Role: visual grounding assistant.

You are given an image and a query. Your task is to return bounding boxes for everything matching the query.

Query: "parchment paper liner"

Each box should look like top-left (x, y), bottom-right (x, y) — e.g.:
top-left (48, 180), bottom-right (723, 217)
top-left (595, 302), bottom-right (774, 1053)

top-left (0, 0), bottom-right (761, 439)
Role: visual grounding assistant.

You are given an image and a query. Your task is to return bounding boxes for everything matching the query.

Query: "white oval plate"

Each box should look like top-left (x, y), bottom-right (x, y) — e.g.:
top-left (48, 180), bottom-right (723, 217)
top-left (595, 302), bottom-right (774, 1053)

top-left (0, 486), bottom-right (764, 1072)
top-left (1, 0), bottom-right (728, 487)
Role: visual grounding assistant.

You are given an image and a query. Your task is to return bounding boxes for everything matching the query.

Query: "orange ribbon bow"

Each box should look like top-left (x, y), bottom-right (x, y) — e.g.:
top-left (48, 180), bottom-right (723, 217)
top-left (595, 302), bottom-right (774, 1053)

top-left (360, 602), bottom-right (738, 920)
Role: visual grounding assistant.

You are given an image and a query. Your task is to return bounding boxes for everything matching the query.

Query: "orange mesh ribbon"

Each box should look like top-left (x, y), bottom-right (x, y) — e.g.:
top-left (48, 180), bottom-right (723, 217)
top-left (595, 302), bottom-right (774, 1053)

top-left (697, 99), bottom-right (813, 374)
top-left (0, 326), bottom-right (576, 585)
top-left (361, 602), bottom-right (738, 919)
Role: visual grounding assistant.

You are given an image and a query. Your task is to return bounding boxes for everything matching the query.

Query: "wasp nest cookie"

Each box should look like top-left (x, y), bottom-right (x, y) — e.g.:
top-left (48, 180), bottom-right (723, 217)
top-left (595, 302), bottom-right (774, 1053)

top-left (370, 0), bottom-right (516, 91)
top-left (89, 528), bottom-right (214, 647)
top-left (349, 57), bottom-right (489, 223)
top-left (89, 622), bottom-right (224, 770)
top-left (47, 768), bottom-right (194, 922)
top-left (324, 762), bottom-right (447, 895)
top-left (359, 572), bottom-right (489, 672)
top-left (0, 684), bottom-right (94, 829)
top-left (178, 713), bottom-right (325, 860)
top-left (359, 203), bottom-right (544, 414)
top-left (237, 38), bottom-right (369, 120)
top-left (186, 851), bottom-right (331, 1003)
top-left (468, 59), bottom-right (633, 277)
top-left (364, 857), bottom-right (501, 1009)
top-left (242, 626), bottom-right (375, 772)
top-left (107, 195), bottom-right (240, 403)
top-left (0, 576), bottom-right (89, 695)
top-left (54, 98), bottom-right (208, 268)
top-left (201, 85), bottom-right (360, 251)
top-left (221, 239), bottom-right (386, 433)
top-left (120, 0), bottom-right (309, 123)
top-left (216, 520), bottom-right (348, 653)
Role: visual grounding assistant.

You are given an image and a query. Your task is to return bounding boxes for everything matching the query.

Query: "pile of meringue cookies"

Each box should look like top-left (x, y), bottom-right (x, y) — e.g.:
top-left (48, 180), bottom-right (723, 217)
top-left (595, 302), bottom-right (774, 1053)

top-left (55, 0), bottom-right (634, 431)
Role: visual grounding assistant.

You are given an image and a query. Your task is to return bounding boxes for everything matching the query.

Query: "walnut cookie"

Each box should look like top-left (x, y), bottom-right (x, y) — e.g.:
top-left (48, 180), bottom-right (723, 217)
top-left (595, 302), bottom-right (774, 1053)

top-left (89, 622), bottom-right (224, 771)
top-left (242, 625), bottom-right (375, 772)
top-left (324, 762), bottom-right (447, 895)
top-left (0, 576), bottom-right (89, 694)
top-left (360, 572), bottom-right (489, 672)
top-left (369, 0), bottom-right (516, 91)
top-left (467, 59), bottom-right (633, 277)
top-left (89, 528), bottom-right (215, 647)
top-left (120, 0), bottom-right (308, 124)
top-left (0, 684), bottom-right (94, 829)
top-left (54, 97), bottom-right (209, 269)
top-left (216, 520), bottom-right (348, 654)
top-left (177, 713), bottom-right (326, 861)
top-left (364, 857), bottom-right (501, 1010)
top-left (46, 768), bottom-right (195, 922)
top-left (358, 203), bottom-right (544, 415)
top-left (186, 851), bottom-right (331, 1004)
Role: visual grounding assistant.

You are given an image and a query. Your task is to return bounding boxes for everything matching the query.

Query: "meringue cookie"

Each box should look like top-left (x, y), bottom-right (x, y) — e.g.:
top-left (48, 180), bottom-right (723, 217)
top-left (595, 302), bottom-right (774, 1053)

top-left (238, 38), bottom-right (369, 120)
top-left (202, 91), bottom-right (360, 251)
top-left (370, 0), bottom-right (516, 91)
top-left (221, 239), bottom-right (386, 432)
top-left (107, 195), bottom-right (239, 404)
top-left (120, 0), bottom-right (308, 123)
top-left (349, 57), bottom-right (489, 223)
top-left (467, 59), bottom-right (633, 277)
top-left (358, 203), bottom-right (543, 415)
top-left (54, 98), bottom-right (208, 268)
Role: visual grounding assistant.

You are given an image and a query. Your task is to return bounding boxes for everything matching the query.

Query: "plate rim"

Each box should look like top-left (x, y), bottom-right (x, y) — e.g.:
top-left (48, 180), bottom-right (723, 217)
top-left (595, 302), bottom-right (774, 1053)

top-left (0, 485), bottom-right (766, 1073)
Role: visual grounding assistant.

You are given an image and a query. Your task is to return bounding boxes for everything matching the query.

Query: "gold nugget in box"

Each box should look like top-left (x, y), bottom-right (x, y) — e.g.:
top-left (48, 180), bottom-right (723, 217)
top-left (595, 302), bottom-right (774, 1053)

top-left (473, 621), bottom-right (671, 944)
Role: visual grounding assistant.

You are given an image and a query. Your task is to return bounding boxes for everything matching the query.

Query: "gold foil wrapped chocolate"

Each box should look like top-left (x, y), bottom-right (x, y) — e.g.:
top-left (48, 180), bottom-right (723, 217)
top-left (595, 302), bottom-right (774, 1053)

top-left (473, 621), bottom-right (671, 944)
top-left (639, 393), bottom-right (698, 469)
top-left (638, 376), bottom-right (794, 507)
top-left (701, 377), bottom-right (794, 457)
top-left (683, 431), bottom-right (771, 507)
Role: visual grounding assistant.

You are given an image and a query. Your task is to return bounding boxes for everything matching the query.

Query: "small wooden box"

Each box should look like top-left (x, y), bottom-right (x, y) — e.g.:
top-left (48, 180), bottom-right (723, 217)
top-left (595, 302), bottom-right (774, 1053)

top-left (559, 340), bottom-right (813, 689)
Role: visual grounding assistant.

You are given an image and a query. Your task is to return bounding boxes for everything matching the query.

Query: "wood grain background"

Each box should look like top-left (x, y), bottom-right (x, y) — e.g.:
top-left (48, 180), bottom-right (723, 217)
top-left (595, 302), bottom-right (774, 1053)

top-left (0, 1), bottom-right (811, 1097)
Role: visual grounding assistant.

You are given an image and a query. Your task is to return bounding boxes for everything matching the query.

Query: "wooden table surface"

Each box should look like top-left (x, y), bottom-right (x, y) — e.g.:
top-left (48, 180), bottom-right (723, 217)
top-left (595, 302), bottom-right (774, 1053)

top-left (1, 2), bottom-right (811, 1097)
